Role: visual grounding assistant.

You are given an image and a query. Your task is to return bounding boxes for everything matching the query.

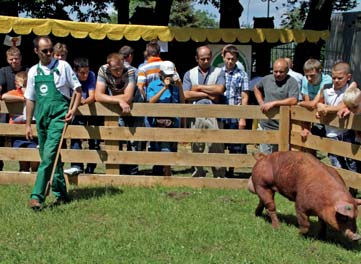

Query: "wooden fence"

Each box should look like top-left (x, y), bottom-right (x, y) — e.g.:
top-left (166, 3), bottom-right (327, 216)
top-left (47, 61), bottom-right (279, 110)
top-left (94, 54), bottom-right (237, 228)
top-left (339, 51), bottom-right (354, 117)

top-left (0, 101), bottom-right (360, 189)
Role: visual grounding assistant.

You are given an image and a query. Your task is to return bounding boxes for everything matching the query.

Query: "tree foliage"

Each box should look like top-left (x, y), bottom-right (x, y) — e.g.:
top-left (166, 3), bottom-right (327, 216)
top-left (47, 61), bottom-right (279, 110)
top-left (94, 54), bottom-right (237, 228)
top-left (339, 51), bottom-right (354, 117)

top-left (280, 0), bottom-right (358, 29)
top-left (16, 0), bottom-right (110, 22)
top-left (169, 0), bottom-right (217, 28)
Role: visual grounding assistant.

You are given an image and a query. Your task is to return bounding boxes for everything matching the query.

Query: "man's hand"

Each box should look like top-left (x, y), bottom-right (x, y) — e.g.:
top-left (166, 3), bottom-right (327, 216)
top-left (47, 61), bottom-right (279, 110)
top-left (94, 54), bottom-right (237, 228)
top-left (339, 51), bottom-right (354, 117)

top-left (337, 107), bottom-right (351, 118)
top-left (164, 77), bottom-right (171, 87)
top-left (238, 118), bottom-right (246, 129)
top-left (25, 125), bottom-right (33, 141)
top-left (64, 109), bottom-right (75, 123)
top-left (316, 103), bottom-right (327, 117)
top-left (300, 128), bottom-right (311, 142)
top-left (260, 102), bottom-right (275, 113)
top-left (119, 100), bottom-right (131, 113)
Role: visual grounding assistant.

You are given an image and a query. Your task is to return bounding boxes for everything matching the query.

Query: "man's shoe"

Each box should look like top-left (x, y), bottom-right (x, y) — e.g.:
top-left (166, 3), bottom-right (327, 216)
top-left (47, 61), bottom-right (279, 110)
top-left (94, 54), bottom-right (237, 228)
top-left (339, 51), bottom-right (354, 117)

top-left (28, 199), bottom-right (42, 210)
top-left (64, 167), bottom-right (82, 176)
top-left (191, 168), bottom-right (206, 177)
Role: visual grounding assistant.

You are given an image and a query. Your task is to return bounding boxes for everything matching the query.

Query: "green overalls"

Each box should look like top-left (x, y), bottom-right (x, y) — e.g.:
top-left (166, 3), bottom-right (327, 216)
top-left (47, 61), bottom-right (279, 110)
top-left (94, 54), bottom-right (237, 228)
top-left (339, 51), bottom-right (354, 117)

top-left (30, 63), bottom-right (69, 203)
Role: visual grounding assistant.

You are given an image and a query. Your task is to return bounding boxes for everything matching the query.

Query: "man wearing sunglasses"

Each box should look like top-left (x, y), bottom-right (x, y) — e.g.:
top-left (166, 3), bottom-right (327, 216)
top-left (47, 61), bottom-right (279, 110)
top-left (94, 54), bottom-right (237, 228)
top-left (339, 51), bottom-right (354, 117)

top-left (24, 36), bottom-right (82, 210)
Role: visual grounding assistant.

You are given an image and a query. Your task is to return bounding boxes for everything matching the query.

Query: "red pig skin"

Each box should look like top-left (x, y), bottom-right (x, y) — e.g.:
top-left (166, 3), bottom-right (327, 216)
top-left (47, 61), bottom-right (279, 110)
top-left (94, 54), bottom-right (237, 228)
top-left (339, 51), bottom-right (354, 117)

top-left (248, 151), bottom-right (361, 241)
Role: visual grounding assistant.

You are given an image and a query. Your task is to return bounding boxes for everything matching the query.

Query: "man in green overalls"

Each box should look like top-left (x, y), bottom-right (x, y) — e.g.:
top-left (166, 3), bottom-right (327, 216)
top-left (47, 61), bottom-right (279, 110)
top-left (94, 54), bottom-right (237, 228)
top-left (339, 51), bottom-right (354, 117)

top-left (25, 36), bottom-right (82, 210)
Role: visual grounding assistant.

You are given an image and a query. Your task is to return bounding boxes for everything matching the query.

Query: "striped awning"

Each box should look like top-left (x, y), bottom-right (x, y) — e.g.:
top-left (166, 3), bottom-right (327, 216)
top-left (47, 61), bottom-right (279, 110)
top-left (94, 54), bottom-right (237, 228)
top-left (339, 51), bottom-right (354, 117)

top-left (0, 15), bottom-right (329, 43)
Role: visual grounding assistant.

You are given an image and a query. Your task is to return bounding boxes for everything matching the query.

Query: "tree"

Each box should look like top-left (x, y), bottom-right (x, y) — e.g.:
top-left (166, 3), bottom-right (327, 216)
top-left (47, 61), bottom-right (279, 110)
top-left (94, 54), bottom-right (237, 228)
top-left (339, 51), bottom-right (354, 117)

top-left (1, 0), bottom-right (111, 22)
top-left (169, 0), bottom-right (217, 28)
top-left (291, 0), bottom-right (358, 72)
top-left (197, 0), bottom-right (244, 28)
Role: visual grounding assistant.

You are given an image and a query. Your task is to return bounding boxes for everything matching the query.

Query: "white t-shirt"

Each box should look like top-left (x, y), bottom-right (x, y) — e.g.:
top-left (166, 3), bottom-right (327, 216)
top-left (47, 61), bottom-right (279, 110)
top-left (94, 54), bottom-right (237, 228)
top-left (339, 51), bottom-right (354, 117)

top-left (25, 59), bottom-right (81, 101)
top-left (324, 84), bottom-right (348, 137)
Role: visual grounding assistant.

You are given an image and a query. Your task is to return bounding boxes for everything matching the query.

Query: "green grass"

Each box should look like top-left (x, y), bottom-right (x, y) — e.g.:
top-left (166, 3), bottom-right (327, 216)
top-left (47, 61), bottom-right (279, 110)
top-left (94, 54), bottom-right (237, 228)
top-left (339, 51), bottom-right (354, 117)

top-left (0, 185), bottom-right (361, 264)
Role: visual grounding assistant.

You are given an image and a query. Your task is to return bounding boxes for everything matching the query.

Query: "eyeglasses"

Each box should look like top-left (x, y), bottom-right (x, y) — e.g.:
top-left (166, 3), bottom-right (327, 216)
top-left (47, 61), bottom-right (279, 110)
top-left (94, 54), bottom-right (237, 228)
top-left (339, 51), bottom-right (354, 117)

top-left (40, 48), bottom-right (54, 54)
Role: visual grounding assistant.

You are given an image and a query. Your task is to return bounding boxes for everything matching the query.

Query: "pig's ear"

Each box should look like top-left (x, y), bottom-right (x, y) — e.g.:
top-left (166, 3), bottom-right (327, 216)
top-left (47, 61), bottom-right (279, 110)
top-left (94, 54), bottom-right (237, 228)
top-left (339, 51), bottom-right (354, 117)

top-left (335, 202), bottom-right (355, 218)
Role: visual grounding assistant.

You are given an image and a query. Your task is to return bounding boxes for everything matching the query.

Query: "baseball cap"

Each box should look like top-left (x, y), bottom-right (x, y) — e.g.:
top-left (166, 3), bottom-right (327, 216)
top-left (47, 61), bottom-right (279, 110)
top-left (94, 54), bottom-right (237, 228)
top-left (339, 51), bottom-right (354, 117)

top-left (160, 61), bottom-right (176, 75)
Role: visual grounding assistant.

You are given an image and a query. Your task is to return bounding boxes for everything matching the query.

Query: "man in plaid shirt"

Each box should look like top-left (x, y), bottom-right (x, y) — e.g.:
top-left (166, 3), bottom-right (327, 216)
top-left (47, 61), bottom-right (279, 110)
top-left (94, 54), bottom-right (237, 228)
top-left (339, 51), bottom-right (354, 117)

top-left (221, 45), bottom-right (250, 177)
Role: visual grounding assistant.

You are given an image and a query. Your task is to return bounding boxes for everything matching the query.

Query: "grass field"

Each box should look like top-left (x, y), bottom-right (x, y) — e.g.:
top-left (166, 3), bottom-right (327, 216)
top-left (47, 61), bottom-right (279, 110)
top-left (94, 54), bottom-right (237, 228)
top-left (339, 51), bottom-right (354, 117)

top-left (1, 184), bottom-right (361, 264)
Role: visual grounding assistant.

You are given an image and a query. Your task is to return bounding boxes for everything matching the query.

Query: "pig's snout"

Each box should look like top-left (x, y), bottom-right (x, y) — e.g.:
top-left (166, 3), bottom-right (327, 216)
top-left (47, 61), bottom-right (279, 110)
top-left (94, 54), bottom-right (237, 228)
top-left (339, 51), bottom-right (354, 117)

top-left (345, 230), bottom-right (361, 241)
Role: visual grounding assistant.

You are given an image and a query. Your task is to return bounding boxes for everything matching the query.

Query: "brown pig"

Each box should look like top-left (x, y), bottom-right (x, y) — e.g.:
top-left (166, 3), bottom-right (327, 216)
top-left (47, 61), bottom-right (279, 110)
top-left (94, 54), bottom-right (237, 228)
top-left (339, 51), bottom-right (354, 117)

top-left (248, 151), bottom-right (361, 241)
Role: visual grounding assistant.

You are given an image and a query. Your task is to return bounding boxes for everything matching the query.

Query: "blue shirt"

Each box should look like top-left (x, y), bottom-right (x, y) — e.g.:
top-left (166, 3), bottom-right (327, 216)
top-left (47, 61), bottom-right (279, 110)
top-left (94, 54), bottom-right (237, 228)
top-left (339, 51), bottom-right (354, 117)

top-left (146, 78), bottom-right (181, 127)
top-left (301, 73), bottom-right (332, 100)
top-left (222, 65), bottom-right (249, 125)
top-left (80, 70), bottom-right (96, 99)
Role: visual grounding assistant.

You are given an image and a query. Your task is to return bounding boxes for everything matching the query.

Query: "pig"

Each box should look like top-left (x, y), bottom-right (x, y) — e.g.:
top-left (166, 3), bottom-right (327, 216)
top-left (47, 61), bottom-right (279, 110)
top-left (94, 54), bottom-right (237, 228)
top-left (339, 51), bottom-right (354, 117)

top-left (248, 151), bottom-right (361, 241)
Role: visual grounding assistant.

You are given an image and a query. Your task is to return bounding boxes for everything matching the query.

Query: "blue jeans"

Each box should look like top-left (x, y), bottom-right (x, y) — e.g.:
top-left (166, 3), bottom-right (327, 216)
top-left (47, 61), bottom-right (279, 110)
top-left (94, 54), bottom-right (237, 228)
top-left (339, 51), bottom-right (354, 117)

top-left (223, 122), bottom-right (247, 154)
top-left (118, 116), bottom-right (144, 175)
top-left (70, 115), bottom-right (101, 173)
top-left (328, 131), bottom-right (357, 172)
top-left (258, 123), bottom-right (279, 154)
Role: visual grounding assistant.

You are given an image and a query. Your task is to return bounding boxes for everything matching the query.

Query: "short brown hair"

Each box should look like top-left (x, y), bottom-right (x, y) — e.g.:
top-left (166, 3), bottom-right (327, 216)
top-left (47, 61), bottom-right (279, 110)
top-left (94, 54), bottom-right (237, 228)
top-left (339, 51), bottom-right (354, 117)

top-left (6, 47), bottom-right (21, 57)
top-left (303, 59), bottom-right (322, 72)
top-left (15, 71), bottom-right (27, 87)
top-left (119, 45), bottom-right (134, 59)
top-left (332, 61), bottom-right (351, 74)
top-left (106, 53), bottom-right (124, 66)
top-left (54, 42), bottom-right (68, 56)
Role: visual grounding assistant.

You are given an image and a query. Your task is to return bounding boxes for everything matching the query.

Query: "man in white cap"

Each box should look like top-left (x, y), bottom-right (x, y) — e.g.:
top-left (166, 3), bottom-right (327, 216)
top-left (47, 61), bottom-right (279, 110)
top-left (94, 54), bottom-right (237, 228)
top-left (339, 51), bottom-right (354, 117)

top-left (146, 61), bottom-right (185, 176)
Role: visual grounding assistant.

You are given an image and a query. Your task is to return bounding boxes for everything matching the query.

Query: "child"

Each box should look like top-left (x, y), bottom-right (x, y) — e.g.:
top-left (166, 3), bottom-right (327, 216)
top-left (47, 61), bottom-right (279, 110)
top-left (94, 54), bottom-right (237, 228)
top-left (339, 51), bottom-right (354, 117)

top-left (2, 71), bottom-right (39, 172)
top-left (53, 42), bottom-right (68, 61)
top-left (146, 61), bottom-right (185, 176)
top-left (338, 82), bottom-right (361, 116)
top-left (64, 57), bottom-right (98, 175)
top-left (316, 62), bottom-right (357, 174)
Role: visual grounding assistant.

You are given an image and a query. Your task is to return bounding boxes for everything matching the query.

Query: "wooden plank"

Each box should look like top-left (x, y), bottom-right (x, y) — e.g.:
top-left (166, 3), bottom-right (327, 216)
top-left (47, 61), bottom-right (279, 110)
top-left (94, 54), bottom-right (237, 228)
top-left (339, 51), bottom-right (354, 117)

top-left (1, 169), bottom-right (359, 190)
top-left (290, 105), bottom-right (361, 132)
top-left (65, 127), bottom-right (279, 143)
top-left (0, 101), bottom-right (278, 119)
top-left (0, 172), bottom-right (250, 189)
top-left (0, 147), bottom-right (255, 168)
top-left (104, 116), bottom-right (119, 174)
top-left (336, 167), bottom-right (361, 189)
top-left (74, 175), bottom-right (250, 189)
top-left (0, 124), bottom-right (280, 144)
top-left (0, 172), bottom-right (70, 186)
top-left (0, 123), bottom-right (38, 136)
top-left (278, 106), bottom-right (290, 151)
top-left (290, 131), bottom-right (361, 161)
top-left (60, 150), bottom-right (257, 168)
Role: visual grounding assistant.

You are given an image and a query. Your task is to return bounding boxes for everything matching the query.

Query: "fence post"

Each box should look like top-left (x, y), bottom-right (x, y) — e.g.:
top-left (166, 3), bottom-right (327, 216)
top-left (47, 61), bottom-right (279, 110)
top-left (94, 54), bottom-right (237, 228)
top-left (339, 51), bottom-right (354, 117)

top-left (104, 116), bottom-right (119, 174)
top-left (278, 106), bottom-right (290, 151)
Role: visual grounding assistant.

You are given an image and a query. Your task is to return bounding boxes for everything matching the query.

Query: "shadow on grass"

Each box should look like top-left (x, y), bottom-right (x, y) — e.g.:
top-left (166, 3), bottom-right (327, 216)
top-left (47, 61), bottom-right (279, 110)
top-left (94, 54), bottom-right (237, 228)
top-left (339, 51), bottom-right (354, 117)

top-left (68, 186), bottom-right (123, 201)
top-left (258, 212), bottom-right (361, 251)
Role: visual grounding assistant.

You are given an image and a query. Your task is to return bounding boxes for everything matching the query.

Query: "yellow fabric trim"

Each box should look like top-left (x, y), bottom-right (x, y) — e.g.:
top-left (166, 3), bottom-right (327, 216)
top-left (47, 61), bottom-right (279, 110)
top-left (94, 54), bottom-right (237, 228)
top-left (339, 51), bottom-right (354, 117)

top-left (0, 15), bottom-right (330, 43)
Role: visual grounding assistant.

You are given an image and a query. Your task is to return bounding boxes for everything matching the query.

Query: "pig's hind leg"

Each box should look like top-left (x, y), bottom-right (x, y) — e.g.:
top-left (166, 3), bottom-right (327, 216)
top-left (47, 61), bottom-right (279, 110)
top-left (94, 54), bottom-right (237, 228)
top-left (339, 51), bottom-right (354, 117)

top-left (256, 188), bottom-right (279, 228)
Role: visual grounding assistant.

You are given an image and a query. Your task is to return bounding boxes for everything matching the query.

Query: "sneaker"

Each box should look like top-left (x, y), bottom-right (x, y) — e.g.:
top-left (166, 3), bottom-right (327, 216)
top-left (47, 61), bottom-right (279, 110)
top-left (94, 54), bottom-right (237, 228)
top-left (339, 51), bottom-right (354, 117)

top-left (28, 199), bottom-right (42, 210)
top-left (191, 168), bottom-right (206, 177)
top-left (64, 167), bottom-right (82, 176)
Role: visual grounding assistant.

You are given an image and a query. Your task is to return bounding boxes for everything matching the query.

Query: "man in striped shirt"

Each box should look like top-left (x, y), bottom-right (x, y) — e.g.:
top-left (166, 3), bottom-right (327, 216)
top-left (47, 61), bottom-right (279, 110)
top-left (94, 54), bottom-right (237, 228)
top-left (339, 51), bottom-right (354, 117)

top-left (137, 40), bottom-right (163, 101)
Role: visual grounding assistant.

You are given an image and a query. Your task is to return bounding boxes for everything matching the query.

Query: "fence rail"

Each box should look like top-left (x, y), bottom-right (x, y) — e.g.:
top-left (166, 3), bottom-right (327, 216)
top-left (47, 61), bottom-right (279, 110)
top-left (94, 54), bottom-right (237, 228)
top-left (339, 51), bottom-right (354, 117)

top-left (0, 101), bottom-right (361, 189)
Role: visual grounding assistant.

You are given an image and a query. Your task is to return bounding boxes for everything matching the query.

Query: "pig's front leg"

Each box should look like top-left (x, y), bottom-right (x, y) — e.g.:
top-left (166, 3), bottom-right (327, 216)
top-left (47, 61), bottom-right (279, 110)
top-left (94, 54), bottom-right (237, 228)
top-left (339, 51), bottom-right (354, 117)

top-left (296, 207), bottom-right (311, 235)
top-left (318, 218), bottom-right (327, 240)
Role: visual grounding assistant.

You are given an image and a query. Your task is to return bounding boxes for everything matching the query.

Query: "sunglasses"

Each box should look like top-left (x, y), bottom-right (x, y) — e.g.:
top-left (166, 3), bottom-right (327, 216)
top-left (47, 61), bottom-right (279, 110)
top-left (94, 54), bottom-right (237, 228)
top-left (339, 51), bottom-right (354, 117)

top-left (40, 48), bottom-right (54, 54)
